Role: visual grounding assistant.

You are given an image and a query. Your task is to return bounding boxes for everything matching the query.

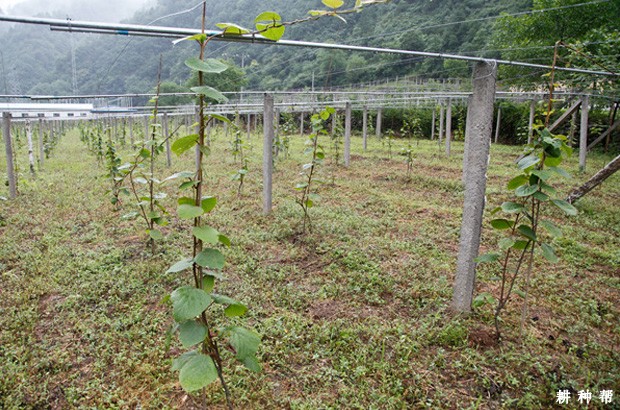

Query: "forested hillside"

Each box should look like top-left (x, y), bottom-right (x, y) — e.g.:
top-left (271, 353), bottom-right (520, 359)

top-left (0, 0), bottom-right (616, 95)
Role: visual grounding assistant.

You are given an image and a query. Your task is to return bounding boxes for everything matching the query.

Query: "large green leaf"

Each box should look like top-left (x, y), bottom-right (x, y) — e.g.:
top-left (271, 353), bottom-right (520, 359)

top-left (179, 353), bottom-right (218, 391)
top-left (166, 258), bottom-right (193, 274)
top-left (172, 350), bottom-right (198, 371)
top-left (507, 175), bottom-right (528, 190)
top-left (172, 134), bottom-right (199, 155)
top-left (517, 225), bottom-right (537, 242)
top-left (540, 243), bottom-right (559, 263)
top-left (551, 199), bottom-right (578, 216)
top-left (190, 86), bottom-right (228, 103)
top-left (170, 286), bottom-right (211, 322)
top-left (517, 155), bottom-right (540, 170)
top-left (255, 12), bottom-right (285, 41)
top-left (226, 326), bottom-right (261, 372)
top-left (178, 320), bottom-right (208, 348)
top-left (212, 294), bottom-right (248, 317)
top-left (201, 196), bottom-right (217, 213)
top-left (194, 248), bottom-right (225, 270)
top-left (501, 201), bottom-right (525, 213)
top-left (185, 57), bottom-right (228, 74)
top-left (515, 184), bottom-right (539, 197)
top-left (490, 219), bottom-right (513, 230)
top-left (193, 225), bottom-right (220, 244)
top-left (178, 204), bottom-right (204, 220)
top-left (540, 220), bottom-right (562, 237)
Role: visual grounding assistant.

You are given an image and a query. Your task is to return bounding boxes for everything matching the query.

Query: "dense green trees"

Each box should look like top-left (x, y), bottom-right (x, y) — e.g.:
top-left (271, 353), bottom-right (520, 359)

top-left (0, 0), bottom-right (616, 95)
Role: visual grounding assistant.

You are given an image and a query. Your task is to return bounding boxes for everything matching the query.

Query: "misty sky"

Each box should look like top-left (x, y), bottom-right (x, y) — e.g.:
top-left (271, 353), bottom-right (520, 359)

top-left (0, 0), bottom-right (150, 21)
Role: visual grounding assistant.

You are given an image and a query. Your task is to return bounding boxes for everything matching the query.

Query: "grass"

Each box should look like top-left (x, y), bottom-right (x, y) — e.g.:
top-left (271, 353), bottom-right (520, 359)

top-left (0, 121), bottom-right (618, 409)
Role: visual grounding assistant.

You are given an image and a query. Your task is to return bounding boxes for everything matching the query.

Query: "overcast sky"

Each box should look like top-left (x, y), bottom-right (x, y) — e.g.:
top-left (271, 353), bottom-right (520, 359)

top-left (0, 0), bottom-right (150, 21)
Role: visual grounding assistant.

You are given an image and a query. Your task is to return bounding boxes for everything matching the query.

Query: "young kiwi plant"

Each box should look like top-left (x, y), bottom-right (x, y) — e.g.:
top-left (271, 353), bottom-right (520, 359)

top-left (295, 107), bottom-right (335, 233)
top-left (474, 50), bottom-right (578, 340)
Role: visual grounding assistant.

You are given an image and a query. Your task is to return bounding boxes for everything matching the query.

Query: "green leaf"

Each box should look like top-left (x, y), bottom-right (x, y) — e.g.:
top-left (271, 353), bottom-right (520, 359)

top-left (164, 171), bottom-right (195, 182)
top-left (178, 197), bottom-right (195, 205)
top-left (194, 248), bottom-right (225, 270)
top-left (540, 220), bottom-right (562, 237)
top-left (203, 275), bottom-right (215, 293)
top-left (172, 350), bottom-right (198, 371)
top-left (172, 33), bottom-right (207, 45)
top-left (474, 253), bottom-right (500, 263)
top-left (255, 11), bottom-right (282, 22)
top-left (544, 155), bottom-right (562, 167)
top-left (148, 229), bottom-right (164, 240)
top-left (255, 22), bottom-right (285, 42)
top-left (209, 114), bottom-right (231, 124)
top-left (517, 225), bottom-right (537, 242)
top-left (295, 182), bottom-right (309, 190)
top-left (179, 354), bottom-right (218, 392)
top-left (185, 57), bottom-right (228, 74)
top-left (166, 258), bottom-right (193, 274)
top-left (540, 243), bottom-right (559, 263)
top-left (517, 155), bottom-right (540, 170)
top-left (490, 219), bottom-right (513, 230)
top-left (216, 22), bottom-right (250, 35)
top-left (532, 191), bottom-right (550, 202)
top-left (225, 326), bottom-right (261, 372)
top-left (178, 320), bottom-right (208, 348)
top-left (499, 238), bottom-right (516, 250)
top-left (531, 169), bottom-right (552, 181)
top-left (218, 234), bottom-right (231, 247)
top-left (501, 201), bottom-right (525, 213)
top-left (515, 184), bottom-right (539, 197)
top-left (507, 175), bottom-right (528, 190)
top-left (211, 294), bottom-right (248, 317)
top-left (171, 286), bottom-right (212, 322)
top-left (191, 86), bottom-right (228, 103)
top-left (322, 0), bottom-right (344, 8)
top-left (551, 199), bottom-right (578, 216)
top-left (193, 225), bottom-right (220, 245)
top-left (512, 240), bottom-right (529, 250)
top-left (178, 204), bottom-right (204, 220)
top-left (201, 196), bottom-right (217, 213)
top-left (172, 134), bottom-right (199, 155)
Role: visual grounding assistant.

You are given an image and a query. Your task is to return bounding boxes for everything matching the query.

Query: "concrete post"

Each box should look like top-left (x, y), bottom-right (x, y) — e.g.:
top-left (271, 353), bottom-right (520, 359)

top-left (527, 100), bottom-right (536, 144)
top-left (129, 116), bottom-right (134, 146)
top-left (38, 118), bottom-right (44, 169)
top-left (376, 108), bottom-right (382, 139)
top-left (26, 121), bottom-right (35, 176)
top-left (144, 115), bottom-right (149, 140)
top-left (431, 107), bottom-right (436, 140)
top-left (344, 101), bottom-right (352, 167)
top-left (439, 102), bottom-right (445, 144)
top-left (452, 61), bottom-right (497, 313)
top-left (362, 106), bottom-right (368, 151)
top-left (579, 95), bottom-right (589, 172)
top-left (263, 94), bottom-right (274, 214)
top-left (445, 98), bottom-right (452, 157)
top-left (494, 106), bottom-right (501, 144)
top-left (300, 112), bottom-right (304, 136)
top-left (164, 113), bottom-right (171, 167)
top-left (2, 113), bottom-right (17, 199)
top-left (247, 113), bottom-right (251, 141)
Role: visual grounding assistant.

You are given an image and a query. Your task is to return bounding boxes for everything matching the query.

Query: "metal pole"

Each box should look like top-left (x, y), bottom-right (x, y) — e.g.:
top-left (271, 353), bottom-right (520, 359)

top-left (445, 98), bottom-right (452, 157)
top-left (38, 118), bottom-right (44, 169)
top-left (494, 106), bottom-right (501, 144)
top-left (164, 113), bottom-right (171, 167)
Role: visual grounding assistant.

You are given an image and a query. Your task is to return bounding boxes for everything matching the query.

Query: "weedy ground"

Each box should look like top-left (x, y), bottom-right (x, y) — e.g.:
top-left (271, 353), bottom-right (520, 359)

top-left (0, 125), bottom-right (618, 409)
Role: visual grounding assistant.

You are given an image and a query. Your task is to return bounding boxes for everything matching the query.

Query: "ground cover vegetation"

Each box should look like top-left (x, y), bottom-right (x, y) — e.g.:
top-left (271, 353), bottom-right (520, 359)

top-left (1, 111), bottom-right (618, 408)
